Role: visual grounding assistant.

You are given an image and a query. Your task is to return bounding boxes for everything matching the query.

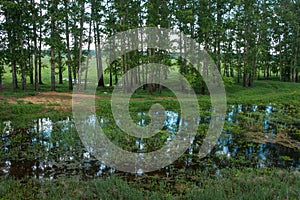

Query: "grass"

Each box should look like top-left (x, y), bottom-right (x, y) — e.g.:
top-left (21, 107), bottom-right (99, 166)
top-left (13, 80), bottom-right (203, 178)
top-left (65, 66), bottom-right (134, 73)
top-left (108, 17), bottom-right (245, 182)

top-left (185, 168), bottom-right (300, 200)
top-left (0, 168), bottom-right (299, 199)
top-left (0, 175), bottom-right (166, 200)
top-left (0, 100), bottom-right (70, 127)
top-left (225, 80), bottom-right (300, 104)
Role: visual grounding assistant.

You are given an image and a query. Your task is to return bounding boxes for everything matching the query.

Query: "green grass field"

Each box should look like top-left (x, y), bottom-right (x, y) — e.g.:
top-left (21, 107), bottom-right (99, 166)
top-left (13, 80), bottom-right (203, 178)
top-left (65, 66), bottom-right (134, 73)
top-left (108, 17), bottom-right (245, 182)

top-left (1, 169), bottom-right (299, 199)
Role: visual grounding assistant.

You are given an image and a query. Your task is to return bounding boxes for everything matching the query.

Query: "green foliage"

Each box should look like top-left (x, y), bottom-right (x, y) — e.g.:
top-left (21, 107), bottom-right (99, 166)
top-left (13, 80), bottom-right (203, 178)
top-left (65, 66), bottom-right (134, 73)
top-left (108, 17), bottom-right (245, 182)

top-left (0, 169), bottom-right (299, 199)
top-left (222, 76), bottom-right (235, 87)
top-left (185, 169), bottom-right (300, 200)
top-left (225, 80), bottom-right (300, 104)
top-left (0, 0), bottom-right (299, 92)
top-left (0, 176), bottom-right (169, 200)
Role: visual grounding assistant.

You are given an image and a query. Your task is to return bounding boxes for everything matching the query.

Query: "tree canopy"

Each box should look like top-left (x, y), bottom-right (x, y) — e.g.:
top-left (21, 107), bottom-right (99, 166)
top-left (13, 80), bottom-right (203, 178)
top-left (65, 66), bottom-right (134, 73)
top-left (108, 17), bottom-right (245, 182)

top-left (0, 0), bottom-right (299, 92)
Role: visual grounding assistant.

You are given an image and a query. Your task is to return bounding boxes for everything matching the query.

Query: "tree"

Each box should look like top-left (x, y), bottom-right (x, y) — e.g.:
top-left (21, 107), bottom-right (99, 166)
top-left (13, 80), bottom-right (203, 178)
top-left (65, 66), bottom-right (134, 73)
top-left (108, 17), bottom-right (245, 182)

top-left (47, 0), bottom-right (59, 91)
top-left (2, 1), bottom-right (20, 89)
top-left (64, 0), bottom-right (73, 90)
top-left (91, 0), bottom-right (105, 88)
top-left (30, 0), bottom-right (39, 91)
top-left (76, 0), bottom-right (85, 92)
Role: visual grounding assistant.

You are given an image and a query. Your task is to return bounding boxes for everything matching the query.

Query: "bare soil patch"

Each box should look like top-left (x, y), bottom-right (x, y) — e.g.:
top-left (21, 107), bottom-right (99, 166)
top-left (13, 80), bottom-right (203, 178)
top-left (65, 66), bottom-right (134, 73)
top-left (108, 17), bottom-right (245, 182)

top-left (0, 92), bottom-right (103, 112)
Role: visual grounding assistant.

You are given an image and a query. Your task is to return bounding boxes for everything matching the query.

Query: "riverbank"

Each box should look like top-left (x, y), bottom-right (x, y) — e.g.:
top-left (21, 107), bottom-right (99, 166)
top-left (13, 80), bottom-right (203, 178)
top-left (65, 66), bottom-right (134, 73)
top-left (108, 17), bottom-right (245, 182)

top-left (1, 168), bottom-right (299, 199)
top-left (0, 80), bottom-right (299, 110)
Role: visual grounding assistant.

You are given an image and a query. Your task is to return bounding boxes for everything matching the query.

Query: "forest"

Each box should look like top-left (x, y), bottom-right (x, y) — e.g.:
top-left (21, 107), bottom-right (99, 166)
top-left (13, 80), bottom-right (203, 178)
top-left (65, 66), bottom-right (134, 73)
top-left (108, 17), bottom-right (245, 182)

top-left (0, 0), bottom-right (300, 199)
top-left (0, 0), bottom-right (299, 92)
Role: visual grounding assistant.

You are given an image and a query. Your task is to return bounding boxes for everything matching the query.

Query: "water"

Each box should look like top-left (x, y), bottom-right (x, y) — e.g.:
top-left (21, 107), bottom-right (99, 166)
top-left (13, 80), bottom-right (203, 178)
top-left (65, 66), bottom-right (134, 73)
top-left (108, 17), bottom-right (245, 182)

top-left (1, 104), bottom-right (299, 179)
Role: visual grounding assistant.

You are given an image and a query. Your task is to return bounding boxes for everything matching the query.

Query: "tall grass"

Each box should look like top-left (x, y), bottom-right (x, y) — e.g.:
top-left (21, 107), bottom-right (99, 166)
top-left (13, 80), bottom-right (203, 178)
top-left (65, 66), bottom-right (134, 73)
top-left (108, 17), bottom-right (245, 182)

top-left (0, 169), bottom-right (299, 199)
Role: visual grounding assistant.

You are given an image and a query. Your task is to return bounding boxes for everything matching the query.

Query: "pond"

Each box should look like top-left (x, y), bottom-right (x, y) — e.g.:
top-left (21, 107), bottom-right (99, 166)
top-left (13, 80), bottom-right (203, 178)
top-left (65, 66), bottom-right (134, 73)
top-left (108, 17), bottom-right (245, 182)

top-left (1, 104), bottom-right (300, 179)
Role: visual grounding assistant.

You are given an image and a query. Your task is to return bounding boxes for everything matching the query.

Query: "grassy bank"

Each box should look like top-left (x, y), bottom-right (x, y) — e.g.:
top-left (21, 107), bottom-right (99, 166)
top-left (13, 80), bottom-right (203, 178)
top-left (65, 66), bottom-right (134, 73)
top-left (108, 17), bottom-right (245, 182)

top-left (1, 79), bottom-right (300, 103)
top-left (225, 80), bottom-right (300, 104)
top-left (0, 168), bottom-right (299, 199)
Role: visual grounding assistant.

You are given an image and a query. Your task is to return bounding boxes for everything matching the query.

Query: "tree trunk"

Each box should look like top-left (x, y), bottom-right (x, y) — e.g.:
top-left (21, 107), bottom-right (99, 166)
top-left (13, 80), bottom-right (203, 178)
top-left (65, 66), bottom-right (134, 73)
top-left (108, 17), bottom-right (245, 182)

top-left (115, 61), bottom-right (118, 85)
top-left (179, 28), bottom-right (184, 92)
top-left (20, 39), bottom-right (26, 90)
top-left (202, 34), bottom-right (209, 95)
top-left (58, 51), bottom-right (63, 84)
top-left (217, 40), bottom-right (221, 73)
top-left (108, 39), bottom-right (113, 87)
top-left (279, 39), bottom-right (283, 81)
top-left (109, 67), bottom-right (113, 87)
top-left (77, 0), bottom-right (85, 92)
top-left (141, 28), bottom-right (145, 90)
top-left (12, 61), bottom-right (18, 89)
top-left (95, 22), bottom-right (104, 87)
top-left (33, 0), bottom-right (38, 91)
top-left (0, 75), bottom-right (2, 91)
top-left (29, 52), bottom-right (34, 85)
top-left (237, 49), bottom-right (241, 84)
top-left (7, 20), bottom-right (18, 89)
top-left (73, 37), bottom-right (78, 84)
top-left (50, 0), bottom-right (56, 91)
top-left (65, 1), bottom-right (73, 90)
top-left (243, 71), bottom-right (249, 87)
top-left (50, 46), bottom-right (55, 91)
top-left (250, 55), bottom-right (257, 87)
top-left (38, 6), bottom-right (43, 85)
top-left (84, 19), bottom-right (92, 90)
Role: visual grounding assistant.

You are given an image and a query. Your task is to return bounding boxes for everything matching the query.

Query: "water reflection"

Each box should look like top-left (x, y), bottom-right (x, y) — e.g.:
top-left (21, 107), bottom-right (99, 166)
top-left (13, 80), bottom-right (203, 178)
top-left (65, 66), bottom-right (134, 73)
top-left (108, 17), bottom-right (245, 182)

top-left (1, 104), bottom-right (300, 178)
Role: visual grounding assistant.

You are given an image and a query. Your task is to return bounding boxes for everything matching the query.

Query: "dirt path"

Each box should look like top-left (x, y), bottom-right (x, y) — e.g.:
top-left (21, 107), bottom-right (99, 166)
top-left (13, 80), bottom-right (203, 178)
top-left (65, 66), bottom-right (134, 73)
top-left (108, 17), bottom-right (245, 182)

top-left (21, 92), bottom-right (74, 111)
top-left (0, 92), bottom-right (104, 112)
